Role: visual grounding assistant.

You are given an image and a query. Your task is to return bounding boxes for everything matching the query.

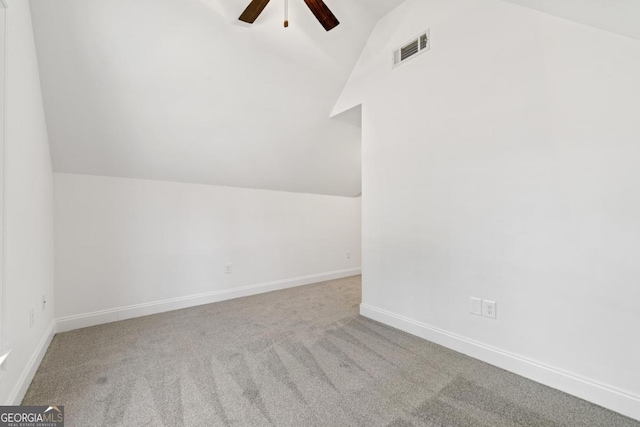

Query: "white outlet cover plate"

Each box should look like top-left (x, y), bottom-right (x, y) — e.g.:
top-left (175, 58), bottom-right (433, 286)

top-left (483, 300), bottom-right (497, 319)
top-left (470, 297), bottom-right (482, 316)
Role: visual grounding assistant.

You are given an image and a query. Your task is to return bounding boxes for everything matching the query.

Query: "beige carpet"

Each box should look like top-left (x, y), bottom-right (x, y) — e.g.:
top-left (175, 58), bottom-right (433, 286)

top-left (24, 276), bottom-right (638, 426)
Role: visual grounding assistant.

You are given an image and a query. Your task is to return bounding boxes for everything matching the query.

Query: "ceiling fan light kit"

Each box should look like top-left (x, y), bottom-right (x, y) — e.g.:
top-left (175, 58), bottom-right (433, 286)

top-left (239, 0), bottom-right (340, 31)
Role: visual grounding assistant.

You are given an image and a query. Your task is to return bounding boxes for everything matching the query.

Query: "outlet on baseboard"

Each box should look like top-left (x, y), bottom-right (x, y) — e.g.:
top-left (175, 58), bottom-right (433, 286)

top-left (29, 308), bottom-right (35, 329)
top-left (42, 295), bottom-right (47, 311)
top-left (470, 297), bottom-right (498, 320)
top-left (482, 300), bottom-right (497, 319)
top-left (225, 263), bottom-right (232, 274)
top-left (347, 251), bottom-right (351, 259)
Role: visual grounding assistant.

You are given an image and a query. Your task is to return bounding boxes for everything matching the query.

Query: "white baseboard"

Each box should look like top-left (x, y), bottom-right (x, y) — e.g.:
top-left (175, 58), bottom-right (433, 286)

top-left (6, 320), bottom-right (56, 405)
top-left (360, 303), bottom-right (640, 422)
top-left (57, 268), bottom-right (361, 333)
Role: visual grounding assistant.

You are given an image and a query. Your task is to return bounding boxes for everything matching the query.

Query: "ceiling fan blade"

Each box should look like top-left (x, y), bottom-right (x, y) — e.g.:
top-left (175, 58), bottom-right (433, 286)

top-left (239, 0), bottom-right (271, 24)
top-left (303, 0), bottom-right (340, 31)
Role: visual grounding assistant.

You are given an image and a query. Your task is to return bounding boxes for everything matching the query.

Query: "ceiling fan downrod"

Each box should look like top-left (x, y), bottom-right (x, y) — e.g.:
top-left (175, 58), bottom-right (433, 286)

top-left (284, 0), bottom-right (289, 27)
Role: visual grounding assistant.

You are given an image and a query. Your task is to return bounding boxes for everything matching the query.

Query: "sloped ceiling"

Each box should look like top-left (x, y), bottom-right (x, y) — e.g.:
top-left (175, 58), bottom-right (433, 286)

top-left (502, 0), bottom-right (640, 41)
top-left (333, 0), bottom-right (640, 118)
top-left (29, 0), bottom-right (405, 197)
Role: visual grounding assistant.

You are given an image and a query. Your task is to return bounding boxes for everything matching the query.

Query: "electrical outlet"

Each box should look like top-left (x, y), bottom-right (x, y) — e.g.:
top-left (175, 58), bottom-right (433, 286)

top-left (482, 300), bottom-right (497, 319)
top-left (225, 263), bottom-right (232, 274)
top-left (42, 295), bottom-right (47, 311)
top-left (470, 297), bottom-right (482, 316)
top-left (347, 251), bottom-right (351, 259)
top-left (30, 308), bottom-right (35, 329)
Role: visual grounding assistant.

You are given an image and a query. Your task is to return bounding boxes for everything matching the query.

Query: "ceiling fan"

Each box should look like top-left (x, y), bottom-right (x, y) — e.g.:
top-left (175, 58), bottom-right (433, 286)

top-left (239, 0), bottom-right (340, 32)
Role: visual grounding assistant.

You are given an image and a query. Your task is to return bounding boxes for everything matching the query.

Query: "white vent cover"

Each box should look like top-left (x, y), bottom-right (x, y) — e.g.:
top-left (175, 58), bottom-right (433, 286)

top-left (393, 30), bottom-right (430, 68)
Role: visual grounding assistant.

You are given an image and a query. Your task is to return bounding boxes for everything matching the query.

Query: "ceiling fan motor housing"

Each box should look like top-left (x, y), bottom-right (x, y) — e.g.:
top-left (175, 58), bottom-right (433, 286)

top-left (239, 0), bottom-right (340, 32)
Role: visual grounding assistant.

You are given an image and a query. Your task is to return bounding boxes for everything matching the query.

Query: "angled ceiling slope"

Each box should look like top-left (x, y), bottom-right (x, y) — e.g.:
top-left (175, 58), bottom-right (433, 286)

top-left (333, 0), bottom-right (640, 118)
top-left (502, 0), bottom-right (640, 41)
top-left (29, 0), bottom-right (405, 197)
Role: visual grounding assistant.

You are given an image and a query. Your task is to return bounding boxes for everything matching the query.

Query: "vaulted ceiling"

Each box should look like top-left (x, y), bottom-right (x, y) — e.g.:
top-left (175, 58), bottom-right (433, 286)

top-left (502, 0), bottom-right (640, 41)
top-left (28, 0), bottom-right (640, 197)
top-left (29, 0), bottom-right (405, 197)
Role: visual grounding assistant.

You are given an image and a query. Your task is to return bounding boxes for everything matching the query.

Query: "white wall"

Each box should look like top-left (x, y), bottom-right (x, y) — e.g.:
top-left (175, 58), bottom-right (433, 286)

top-left (338, 0), bottom-right (640, 420)
top-left (0, 0), bottom-right (55, 405)
top-left (54, 173), bottom-right (361, 330)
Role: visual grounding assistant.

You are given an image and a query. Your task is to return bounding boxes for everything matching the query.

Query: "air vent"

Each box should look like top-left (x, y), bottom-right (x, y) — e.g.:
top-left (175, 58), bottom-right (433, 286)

top-left (393, 29), bottom-right (430, 68)
top-left (401, 40), bottom-right (419, 61)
